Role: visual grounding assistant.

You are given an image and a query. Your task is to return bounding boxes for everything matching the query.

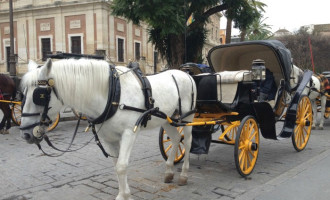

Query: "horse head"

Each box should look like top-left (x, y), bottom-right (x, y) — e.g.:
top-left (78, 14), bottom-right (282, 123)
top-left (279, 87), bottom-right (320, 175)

top-left (290, 65), bottom-right (304, 90)
top-left (20, 59), bottom-right (62, 144)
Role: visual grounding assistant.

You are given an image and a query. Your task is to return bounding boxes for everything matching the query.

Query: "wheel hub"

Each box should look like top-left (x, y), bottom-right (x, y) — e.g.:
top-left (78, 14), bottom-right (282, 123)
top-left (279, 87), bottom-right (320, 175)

top-left (248, 141), bottom-right (258, 151)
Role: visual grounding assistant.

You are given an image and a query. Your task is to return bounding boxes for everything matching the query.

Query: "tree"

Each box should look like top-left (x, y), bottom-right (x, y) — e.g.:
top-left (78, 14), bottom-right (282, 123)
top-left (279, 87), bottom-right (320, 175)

top-left (225, 0), bottom-right (265, 43)
top-left (277, 28), bottom-right (330, 73)
top-left (245, 16), bottom-right (273, 40)
top-left (111, 0), bottom-right (258, 68)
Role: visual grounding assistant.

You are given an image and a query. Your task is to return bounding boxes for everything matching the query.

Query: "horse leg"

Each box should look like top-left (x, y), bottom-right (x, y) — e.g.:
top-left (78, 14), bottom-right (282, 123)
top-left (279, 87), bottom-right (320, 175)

top-left (0, 111), bottom-right (6, 134)
top-left (4, 105), bottom-right (11, 134)
top-left (319, 95), bottom-right (327, 130)
top-left (178, 125), bottom-right (193, 186)
top-left (115, 129), bottom-right (137, 200)
top-left (162, 124), bottom-right (181, 183)
top-left (311, 99), bottom-right (317, 129)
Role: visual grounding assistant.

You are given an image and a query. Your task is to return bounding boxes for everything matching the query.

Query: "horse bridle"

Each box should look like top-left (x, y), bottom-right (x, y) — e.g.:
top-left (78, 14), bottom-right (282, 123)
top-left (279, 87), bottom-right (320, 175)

top-left (19, 78), bottom-right (57, 140)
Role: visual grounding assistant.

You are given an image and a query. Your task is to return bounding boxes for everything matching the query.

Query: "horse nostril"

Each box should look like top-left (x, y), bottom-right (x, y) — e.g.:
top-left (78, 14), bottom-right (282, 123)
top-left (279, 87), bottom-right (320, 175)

top-left (24, 133), bottom-right (31, 140)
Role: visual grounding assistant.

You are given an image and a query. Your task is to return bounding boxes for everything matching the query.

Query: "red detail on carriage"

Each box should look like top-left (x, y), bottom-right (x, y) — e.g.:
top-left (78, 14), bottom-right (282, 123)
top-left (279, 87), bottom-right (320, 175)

top-left (324, 79), bottom-right (330, 92)
top-left (0, 89), bottom-right (3, 100)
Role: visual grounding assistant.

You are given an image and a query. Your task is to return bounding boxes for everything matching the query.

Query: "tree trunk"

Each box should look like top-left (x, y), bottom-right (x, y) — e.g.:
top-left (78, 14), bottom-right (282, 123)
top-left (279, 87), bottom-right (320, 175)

top-left (240, 28), bottom-right (246, 41)
top-left (168, 34), bottom-right (185, 69)
top-left (225, 18), bottom-right (232, 44)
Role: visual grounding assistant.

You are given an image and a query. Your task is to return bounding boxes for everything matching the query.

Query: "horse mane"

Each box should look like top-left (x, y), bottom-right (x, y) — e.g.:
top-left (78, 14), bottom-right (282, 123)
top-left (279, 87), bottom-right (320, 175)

top-left (21, 59), bottom-right (110, 109)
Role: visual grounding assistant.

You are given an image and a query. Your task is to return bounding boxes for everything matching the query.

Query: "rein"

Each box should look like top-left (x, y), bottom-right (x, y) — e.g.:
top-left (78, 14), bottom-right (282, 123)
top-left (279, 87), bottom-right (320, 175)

top-left (20, 77), bottom-right (111, 157)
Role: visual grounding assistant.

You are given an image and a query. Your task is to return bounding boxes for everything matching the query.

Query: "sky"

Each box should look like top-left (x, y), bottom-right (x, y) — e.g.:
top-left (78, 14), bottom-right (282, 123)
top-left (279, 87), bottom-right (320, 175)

top-left (220, 0), bottom-right (330, 35)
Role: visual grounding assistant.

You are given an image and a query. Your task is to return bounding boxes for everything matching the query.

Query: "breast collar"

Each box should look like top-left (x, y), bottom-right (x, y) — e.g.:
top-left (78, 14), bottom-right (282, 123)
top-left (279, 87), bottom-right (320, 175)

top-left (88, 65), bottom-right (121, 124)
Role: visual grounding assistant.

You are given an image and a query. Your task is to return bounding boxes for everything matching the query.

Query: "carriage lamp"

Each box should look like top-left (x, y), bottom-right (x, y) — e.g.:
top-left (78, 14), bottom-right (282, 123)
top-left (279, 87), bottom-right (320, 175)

top-left (251, 59), bottom-right (266, 81)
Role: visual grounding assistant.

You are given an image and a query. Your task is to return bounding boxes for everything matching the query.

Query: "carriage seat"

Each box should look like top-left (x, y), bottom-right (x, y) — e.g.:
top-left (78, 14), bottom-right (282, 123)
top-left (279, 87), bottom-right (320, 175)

top-left (215, 70), bottom-right (252, 104)
top-left (194, 70), bottom-right (253, 113)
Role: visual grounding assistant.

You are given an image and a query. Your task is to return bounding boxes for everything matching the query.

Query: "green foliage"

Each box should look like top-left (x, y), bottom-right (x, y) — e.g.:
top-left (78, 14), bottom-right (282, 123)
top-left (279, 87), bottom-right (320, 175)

top-left (245, 17), bottom-right (273, 40)
top-left (231, 1), bottom-right (261, 31)
top-left (111, 0), bottom-right (262, 67)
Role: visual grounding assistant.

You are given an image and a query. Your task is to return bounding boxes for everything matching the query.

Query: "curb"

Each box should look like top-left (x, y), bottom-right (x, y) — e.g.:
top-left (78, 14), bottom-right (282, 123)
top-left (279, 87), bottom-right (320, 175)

top-left (235, 148), bottom-right (330, 200)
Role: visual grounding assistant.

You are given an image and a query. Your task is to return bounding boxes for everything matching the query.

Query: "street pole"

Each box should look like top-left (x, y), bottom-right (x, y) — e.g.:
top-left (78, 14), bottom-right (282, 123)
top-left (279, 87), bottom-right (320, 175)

top-left (153, 51), bottom-right (158, 74)
top-left (9, 0), bottom-right (17, 77)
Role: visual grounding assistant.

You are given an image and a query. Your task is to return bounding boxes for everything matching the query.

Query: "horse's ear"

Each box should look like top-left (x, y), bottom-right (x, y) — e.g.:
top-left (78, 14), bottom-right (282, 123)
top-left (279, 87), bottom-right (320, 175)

top-left (40, 58), bottom-right (52, 77)
top-left (28, 60), bottom-right (38, 71)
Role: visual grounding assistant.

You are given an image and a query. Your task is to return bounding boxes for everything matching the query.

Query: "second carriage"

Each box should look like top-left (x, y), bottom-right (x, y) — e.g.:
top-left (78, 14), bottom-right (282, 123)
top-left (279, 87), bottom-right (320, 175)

top-left (159, 40), bottom-right (313, 177)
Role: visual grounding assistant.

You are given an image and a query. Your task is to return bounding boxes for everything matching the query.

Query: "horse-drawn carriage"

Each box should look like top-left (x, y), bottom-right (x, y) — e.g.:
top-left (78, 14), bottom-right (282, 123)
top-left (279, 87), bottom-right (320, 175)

top-left (18, 40), bottom-right (314, 200)
top-left (160, 40), bottom-right (314, 177)
top-left (323, 72), bottom-right (330, 118)
top-left (317, 71), bottom-right (330, 119)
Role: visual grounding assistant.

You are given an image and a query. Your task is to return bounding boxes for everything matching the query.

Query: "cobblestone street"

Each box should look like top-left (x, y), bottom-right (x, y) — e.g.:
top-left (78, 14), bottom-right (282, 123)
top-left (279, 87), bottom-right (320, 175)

top-left (1, 118), bottom-right (330, 200)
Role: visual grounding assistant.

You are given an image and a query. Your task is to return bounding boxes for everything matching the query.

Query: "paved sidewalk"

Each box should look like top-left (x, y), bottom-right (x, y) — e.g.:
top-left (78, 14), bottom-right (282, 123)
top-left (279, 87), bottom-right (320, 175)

top-left (0, 115), bottom-right (329, 200)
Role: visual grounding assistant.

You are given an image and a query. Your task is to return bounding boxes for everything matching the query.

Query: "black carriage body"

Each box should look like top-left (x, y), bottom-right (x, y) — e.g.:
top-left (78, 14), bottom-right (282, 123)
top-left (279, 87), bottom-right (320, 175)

top-left (197, 40), bottom-right (312, 140)
top-left (193, 73), bottom-right (255, 119)
top-left (207, 40), bottom-right (293, 92)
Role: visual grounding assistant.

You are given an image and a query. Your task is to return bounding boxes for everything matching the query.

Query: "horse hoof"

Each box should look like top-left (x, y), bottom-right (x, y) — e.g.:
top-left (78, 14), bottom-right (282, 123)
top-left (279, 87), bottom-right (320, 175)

top-left (164, 173), bottom-right (174, 183)
top-left (312, 126), bottom-right (316, 130)
top-left (0, 129), bottom-right (4, 134)
top-left (178, 176), bottom-right (188, 186)
top-left (115, 194), bottom-right (133, 200)
top-left (3, 130), bottom-right (9, 134)
top-left (318, 127), bottom-right (324, 130)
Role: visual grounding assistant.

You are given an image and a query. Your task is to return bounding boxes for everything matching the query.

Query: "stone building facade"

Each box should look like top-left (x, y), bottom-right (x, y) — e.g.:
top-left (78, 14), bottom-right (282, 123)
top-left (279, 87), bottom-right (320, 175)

top-left (0, 0), bottom-right (220, 75)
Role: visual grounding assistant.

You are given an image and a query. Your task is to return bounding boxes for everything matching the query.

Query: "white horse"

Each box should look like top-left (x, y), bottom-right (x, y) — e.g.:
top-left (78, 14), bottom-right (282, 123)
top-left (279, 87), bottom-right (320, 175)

top-left (20, 59), bottom-right (196, 200)
top-left (291, 65), bottom-right (327, 129)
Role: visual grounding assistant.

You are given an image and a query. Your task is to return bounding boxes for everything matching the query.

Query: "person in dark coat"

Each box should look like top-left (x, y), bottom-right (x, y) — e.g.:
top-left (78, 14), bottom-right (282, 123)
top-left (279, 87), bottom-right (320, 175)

top-left (258, 68), bottom-right (277, 102)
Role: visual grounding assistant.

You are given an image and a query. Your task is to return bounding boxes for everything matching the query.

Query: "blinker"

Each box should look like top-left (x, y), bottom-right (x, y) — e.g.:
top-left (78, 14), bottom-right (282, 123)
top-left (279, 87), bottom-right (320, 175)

top-left (33, 87), bottom-right (51, 106)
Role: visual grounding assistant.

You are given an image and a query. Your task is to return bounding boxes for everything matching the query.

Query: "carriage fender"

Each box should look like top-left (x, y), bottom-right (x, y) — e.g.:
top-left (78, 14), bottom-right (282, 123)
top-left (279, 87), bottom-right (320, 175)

top-left (252, 102), bottom-right (277, 140)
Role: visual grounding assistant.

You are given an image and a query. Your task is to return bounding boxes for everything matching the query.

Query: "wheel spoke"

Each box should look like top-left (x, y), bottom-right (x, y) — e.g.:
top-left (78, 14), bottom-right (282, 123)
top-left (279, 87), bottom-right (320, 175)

top-left (248, 149), bottom-right (255, 158)
top-left (248, 123), bottom-right (254, 135)
top-left (301, 129), bottom-right (306, 141)
top-left (244, 153), bottom-right (248, 170)
top-left (303, 127), bottom-right (308, 134)
top-left (239, 149), bottom-right (244, 160)
top-left (163, 139), bottom-right (171, 143)
top-left (165, 144), bottom-right (172, 153)
top-left (178, 145), bottom-right (183, 154)
top-left (246, 152), bottom-right (252, 167)
top-left (297, 132), bottom-right (302, 147)
top-left (295, 130), bottom-right (299, 142)
top-left (240, 151), bottom-right (245, 170)
top-left (249, 131), bottom-right (257, 141)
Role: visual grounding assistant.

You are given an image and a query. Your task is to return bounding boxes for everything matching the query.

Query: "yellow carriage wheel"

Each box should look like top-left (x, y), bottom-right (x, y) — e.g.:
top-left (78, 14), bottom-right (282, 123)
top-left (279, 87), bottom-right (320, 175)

top-left (159, 127), bottom-right (185, 164)
top-left (11, 104), bottom-right (22, 126)
top-left (324, 107), bottom-right (330, 119)
top-left (47, 113), bottom-right (60, 132)
top-left (292, 95), bottom-right (312, 152)
top-left (234, 115), bottom-right (260, 177)
top-left (221, 121), bottom-right (240, 144)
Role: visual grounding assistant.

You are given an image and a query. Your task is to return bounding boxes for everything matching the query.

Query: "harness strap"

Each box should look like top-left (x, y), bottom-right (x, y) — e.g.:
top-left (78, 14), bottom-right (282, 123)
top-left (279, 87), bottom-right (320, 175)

top-left (19, 122), bottom-right (40, 130)
top-left (171, 75), bottom-right (182, 116)
top-left (129, 63), bottom-right (154, 109)
top-left (21, 113), bottom-right (40, 117)
top-left (89, 65), bottom-right (121, 124)
top-left (129, 62), bottom-right (154, 127)
top-left (91, 124), bottom-right (110, 158)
